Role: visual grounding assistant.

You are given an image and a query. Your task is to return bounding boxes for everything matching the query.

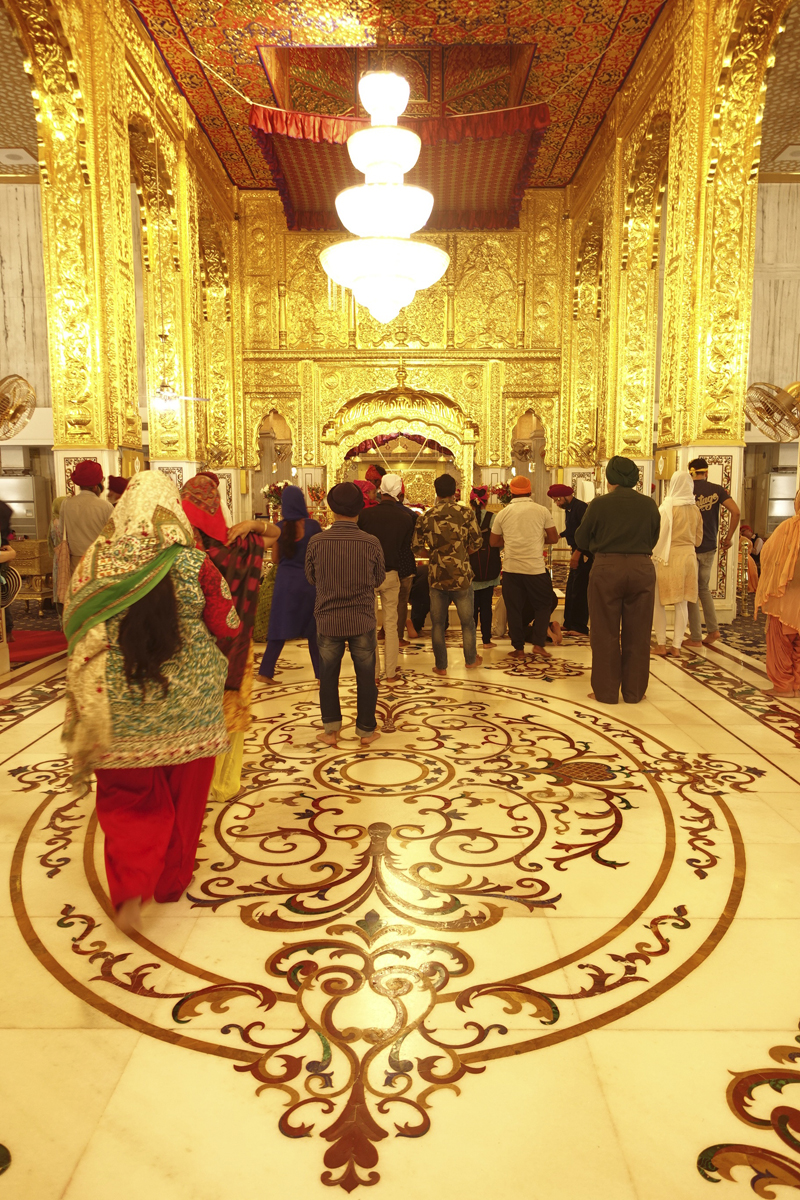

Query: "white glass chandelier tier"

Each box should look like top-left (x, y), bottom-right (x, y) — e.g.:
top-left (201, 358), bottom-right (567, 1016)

top-left (319, 71), bottom-right (449, 325)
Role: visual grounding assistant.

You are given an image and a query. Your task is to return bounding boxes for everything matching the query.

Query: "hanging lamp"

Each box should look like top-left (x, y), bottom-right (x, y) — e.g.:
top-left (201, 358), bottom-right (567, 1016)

top-left (320, 71), bottom-right (449, 325)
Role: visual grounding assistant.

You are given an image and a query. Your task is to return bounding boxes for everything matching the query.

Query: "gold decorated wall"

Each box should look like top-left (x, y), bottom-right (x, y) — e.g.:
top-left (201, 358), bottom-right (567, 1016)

top-left (236, 190), bottom-right (567, 479)
top-left (4, 0), bottom-right (794, 481)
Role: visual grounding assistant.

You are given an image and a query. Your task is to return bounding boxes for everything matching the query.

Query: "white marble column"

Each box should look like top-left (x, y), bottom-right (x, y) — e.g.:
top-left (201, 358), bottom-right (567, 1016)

top-left (0, 183), bottom-right (52, 407)
top-left (54, 448), bottom-right (118, 497)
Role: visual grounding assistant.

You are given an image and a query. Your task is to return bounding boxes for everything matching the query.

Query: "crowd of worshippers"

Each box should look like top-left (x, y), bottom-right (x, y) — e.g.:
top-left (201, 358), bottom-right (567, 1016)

top-left (54, 451), bottom-right (800, 934)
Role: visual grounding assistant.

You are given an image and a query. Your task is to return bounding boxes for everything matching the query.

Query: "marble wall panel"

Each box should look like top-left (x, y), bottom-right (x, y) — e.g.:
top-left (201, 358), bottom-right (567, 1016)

top-left (0, 183), bottom-right (52, 405)
top-left (748, 182), bottom-right (800, 386)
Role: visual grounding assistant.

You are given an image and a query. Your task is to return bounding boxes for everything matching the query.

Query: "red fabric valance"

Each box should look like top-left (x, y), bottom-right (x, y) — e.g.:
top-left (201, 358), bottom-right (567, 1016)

top-left (249, 103), bottom-right (550, 147)
top-left (248, 102), bottom-right (550, 233)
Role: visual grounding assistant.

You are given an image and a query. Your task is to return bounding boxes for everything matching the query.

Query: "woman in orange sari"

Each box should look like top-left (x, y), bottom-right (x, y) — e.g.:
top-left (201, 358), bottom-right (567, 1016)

top-left (754, 491), bottom-right (800, 697)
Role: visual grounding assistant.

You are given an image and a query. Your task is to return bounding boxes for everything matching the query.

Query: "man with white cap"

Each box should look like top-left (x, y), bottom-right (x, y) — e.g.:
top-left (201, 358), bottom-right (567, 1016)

top-left (358, 473), bottom-right (416, 684)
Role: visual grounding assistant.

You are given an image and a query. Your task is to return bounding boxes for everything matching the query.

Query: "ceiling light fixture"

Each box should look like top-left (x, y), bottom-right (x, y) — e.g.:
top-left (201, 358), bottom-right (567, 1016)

top-left (319, 71), bottom-right (449, 325)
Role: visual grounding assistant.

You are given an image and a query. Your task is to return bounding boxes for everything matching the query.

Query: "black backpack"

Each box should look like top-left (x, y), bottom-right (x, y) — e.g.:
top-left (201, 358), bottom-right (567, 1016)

top-left (469, 510), bottom-right (502, 581)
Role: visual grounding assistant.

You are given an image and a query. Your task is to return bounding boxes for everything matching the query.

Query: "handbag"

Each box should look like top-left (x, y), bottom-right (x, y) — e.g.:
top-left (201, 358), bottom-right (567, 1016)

top-left (0, 563), bottom-right (21, 609)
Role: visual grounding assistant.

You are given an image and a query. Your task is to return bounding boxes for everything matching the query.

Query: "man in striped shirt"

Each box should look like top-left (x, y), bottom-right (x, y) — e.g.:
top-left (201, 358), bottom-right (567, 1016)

top-left (305, 482), bottom-right (386, 749)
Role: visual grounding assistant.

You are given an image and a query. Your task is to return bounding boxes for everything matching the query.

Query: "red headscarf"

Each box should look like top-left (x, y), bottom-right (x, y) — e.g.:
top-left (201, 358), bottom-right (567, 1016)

top-left (180, 473), bottom-right (228, 544)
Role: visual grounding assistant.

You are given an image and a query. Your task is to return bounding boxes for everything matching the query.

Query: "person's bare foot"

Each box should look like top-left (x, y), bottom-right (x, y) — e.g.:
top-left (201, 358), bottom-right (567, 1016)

top-left (114, 896), bottom-right (142, 934)
top-left (682, 640), bottom-right (703, 649)
top-left (667, 647), bottom-right (682, 658)
top-left (762, 687), bottom-right (796, 697)
top-left (399, 638), bottom-right (410, 647)
top-left (548, 621), bottom-right (563, 646)
top-left (316, 731), bottom-right (338, 747)
top-left (359, 730), bottom-right (381, 748)
top-left (703, 631), bottom-right (721, 647)
top-left (509, 649), bottom-right (526, 660)
top-left (433, 667), bottom-right (447, 676)
top-left (385, 676), bottom-right (399, 685)
top-left (482, 641), bottom-right (497, 649)
top-left (406, 619), bottom-right (418, 641)
top-left (465, 656), bottom-right (483, 669)
top-left (530, 645), bottom-right (551, 657)
top-left (254, 674), bottom-right (278, 687)
top-left (652, 645), bottom-right (667, 656)
top-left (588, 691), bottom-right (596, 700)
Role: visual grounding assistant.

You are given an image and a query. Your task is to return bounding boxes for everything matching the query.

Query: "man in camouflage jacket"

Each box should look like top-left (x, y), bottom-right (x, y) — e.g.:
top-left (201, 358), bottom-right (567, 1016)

top-left (412, 474), bottom-right (484, 676)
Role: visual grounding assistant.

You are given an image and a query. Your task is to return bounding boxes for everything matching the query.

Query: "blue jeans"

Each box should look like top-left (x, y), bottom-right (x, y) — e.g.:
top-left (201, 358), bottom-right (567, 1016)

top-left (429, 585), bottom-right (478, 670)
top-left (317, 629), bottom-right (378, 737)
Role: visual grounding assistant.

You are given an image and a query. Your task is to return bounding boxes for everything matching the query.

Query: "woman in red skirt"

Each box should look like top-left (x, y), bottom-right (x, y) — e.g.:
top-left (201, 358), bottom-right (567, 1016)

top-left (62, 470), bottom-right (241, 931)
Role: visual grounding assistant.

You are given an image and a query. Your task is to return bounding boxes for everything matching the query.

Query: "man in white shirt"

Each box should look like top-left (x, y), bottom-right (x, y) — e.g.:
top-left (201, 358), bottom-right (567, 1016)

top-left (490, 475), bottom-right (558, 658)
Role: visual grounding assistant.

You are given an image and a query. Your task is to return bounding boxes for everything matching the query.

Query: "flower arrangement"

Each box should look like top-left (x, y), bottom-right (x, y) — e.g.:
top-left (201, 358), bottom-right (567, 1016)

top-left (261, 481), bottom-right (287, 508)
top-left (307, 483), bottom-right (326, 504)
top-left (491, 482), bottom-right (513, 506)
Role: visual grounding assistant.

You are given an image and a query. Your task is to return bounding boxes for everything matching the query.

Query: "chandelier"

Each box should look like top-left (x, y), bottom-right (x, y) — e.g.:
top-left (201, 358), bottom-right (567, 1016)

top-left (319, 71), bottom-right (449, 325)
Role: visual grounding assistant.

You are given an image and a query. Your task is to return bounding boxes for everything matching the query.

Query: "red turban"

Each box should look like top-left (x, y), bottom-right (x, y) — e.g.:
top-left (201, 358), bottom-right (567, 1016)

top-left (547, 483), bottom-right (574, 499)
top-left (107, 475), bottom-right (128, 497)
top-left (354, 479), bottom-right (378, 508)
top-left (365, 464), bottom-right (385, 486)
top-left (70, 461), bottom-right (103, 488)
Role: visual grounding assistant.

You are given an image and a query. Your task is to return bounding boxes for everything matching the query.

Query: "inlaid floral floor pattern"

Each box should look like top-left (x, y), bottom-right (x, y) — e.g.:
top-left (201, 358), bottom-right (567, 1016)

top-left (12, 672), bottom-right (754, 1193)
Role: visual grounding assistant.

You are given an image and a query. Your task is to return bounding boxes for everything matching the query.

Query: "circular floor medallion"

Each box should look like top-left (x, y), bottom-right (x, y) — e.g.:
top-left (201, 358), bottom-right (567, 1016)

top-left (12, 676), bottom-right (749, 1194)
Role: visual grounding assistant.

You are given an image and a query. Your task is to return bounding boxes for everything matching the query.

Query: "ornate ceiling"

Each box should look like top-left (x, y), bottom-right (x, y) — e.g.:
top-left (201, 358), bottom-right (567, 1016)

top-left (0, 6), bottom-right (38, 175)
top-left (760, 0), bottom-right (800, 176)
top-left (133, 0), bottom-right (666, 190)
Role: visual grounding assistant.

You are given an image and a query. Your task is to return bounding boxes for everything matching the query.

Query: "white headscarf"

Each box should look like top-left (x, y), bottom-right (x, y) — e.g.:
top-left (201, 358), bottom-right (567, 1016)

top-left (653, 469), bottom-right (696, 566)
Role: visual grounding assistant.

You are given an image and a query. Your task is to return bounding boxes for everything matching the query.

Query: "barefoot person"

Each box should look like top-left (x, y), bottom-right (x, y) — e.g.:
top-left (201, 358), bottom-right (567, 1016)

top-left (358, 472), bottom-right (416, 684)
top-left (755, 490), bottom-right (800, 697)
top-left (575, 457), bottom-right (661, 704)
top-left (548, 483), bottom-right (591, 635)
top-left (62, 471), bottom-right (241, 932)
top-left (412, 473), bottom-right (484, 676)
top-left (651, 470), bottom-right (703, 657)
top-left (305, 482), bottom-right (385, 748)
top-left (490, 475), bottom-right (559, 660)
top-left (468, 486), bottom-right (501, 650)
top-left (255, 485), bottom-right (321, 686)
top-left (685, 457), bottom-right (740, 648)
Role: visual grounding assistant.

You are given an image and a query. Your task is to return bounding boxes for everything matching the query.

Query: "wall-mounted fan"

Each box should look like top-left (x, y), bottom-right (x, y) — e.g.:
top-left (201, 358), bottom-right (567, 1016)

top-left (0, 375), bottom-right (36, 440)
top-left (745, 381), bottom-right (800, 442)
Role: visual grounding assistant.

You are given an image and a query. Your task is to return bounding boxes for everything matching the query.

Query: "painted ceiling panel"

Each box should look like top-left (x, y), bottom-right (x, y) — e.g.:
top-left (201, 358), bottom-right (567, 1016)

top-left (131, 0), bottom-right (666, 189)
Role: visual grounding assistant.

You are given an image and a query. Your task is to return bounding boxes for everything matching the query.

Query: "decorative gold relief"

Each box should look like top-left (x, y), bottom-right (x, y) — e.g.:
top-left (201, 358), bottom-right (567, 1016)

top-left (697, 0), bottom-right (791, 442)
top-left (454, 236), bottom-right (517, 349)
top-left (567, 218), bottom-right (603, 465)
top-left (614, 112), bottom-right (670, 459)
top-left (286, 235), bottom-right (348, 350)
top-left (6, 0), bottom-right (99, 446)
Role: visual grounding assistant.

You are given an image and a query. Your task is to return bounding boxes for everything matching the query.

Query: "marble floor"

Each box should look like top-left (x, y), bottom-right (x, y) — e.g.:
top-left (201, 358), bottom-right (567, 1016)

top-left (3, 627), bottom-right (800, 1199)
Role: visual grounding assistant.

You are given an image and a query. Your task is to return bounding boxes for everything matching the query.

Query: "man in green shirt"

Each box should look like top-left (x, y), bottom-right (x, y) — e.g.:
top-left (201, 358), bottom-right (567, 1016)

top-left (574, 457), bottom-right (661, 704)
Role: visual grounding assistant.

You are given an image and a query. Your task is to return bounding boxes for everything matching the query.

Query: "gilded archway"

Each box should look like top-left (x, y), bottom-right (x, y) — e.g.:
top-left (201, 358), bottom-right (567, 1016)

top-left (322, 374), bottom-right (478, 491)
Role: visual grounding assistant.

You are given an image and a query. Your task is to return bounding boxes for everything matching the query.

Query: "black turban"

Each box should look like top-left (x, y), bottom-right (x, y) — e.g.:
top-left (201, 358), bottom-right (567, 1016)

top-left (327, 482), bottom-right (365, 516)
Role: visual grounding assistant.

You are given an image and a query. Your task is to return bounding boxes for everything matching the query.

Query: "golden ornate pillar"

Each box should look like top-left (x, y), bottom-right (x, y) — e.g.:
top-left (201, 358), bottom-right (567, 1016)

top-left (5, 0), bottom-right (114, 488)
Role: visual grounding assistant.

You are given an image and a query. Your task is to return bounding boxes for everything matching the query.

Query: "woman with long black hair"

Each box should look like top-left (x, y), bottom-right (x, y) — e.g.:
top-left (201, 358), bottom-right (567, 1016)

top-left (256, 485), bottom-right (321, 685)
top-left (62, 471), bottom-right (241, 932)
